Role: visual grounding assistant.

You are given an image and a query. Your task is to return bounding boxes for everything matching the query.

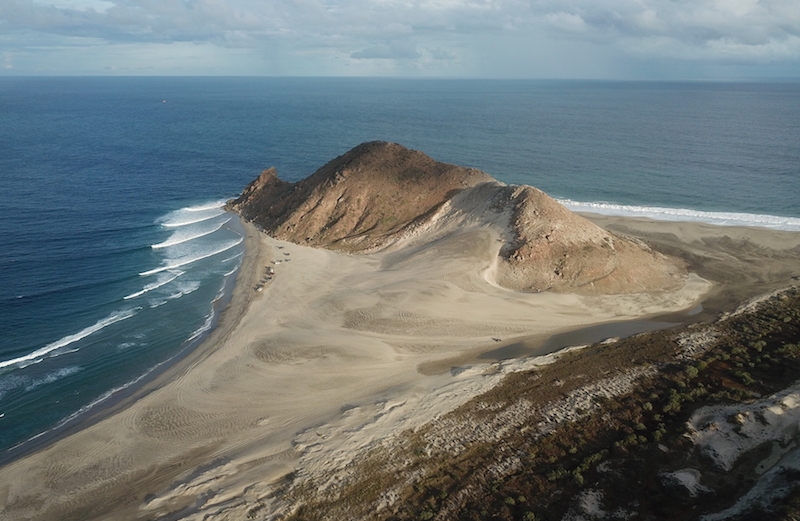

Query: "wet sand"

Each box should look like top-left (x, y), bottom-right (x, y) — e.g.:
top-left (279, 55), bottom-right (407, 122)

top-left (0, 216), bottom-right (797, 521)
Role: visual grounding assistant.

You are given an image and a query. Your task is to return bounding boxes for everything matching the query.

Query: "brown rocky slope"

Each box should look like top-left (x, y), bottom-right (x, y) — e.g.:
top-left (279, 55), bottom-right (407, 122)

top-left (228, 142), bottom-right (685, 294)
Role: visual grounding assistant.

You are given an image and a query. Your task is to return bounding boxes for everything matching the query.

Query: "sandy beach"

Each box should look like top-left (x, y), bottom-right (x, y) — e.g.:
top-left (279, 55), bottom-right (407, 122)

top-left (0, 214), bottom-right (798, 521)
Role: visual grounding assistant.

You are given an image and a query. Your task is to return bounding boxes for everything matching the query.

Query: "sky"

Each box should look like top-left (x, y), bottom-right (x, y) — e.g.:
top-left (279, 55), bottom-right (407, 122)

top-left (1, 0), bottom-right (799, 78)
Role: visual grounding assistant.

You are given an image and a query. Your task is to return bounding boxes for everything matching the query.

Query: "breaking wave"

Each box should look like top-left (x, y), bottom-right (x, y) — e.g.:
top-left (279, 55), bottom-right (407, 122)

top-left (123, 271), bottom-right (183, 300)
top-left (151, 218), bottom-right (231, 249)
top-left (139, 237), bottom-right (244, 276)
top-left (558, 199), bottom-right (800, 231)
top-left (0, 309), bottom-right (140, 370)
top-left (158, 201), bottom-right (228, 228)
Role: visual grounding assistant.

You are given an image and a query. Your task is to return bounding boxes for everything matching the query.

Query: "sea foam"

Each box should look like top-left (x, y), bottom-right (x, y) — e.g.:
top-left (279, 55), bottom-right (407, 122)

top-left (222, 262), bottom-right (242, 277)
top-left (24, 366), bottom-right (82, 393)
top-left (151, 217), bottom-right (231, 249)
top-left (222, 251), bottom-right (244, 264)
top-left (160, 207), bottom-right (226, 228)
top-left (0, 309), bottom-right (139, 370)
top-left (139, 237), bottom-right (244, 276)
top-left (186, 312), bottom-right (216, 343)
top-left (123, 271), bottom-right (183, 300)
top-left (16, 354), bottom-right (174, 450)
top-left (184, 200), bottom-right (229, 212)
top-left (162, 211), bottom-right (225, 228)
top-left (558, 200), bottom-right (800, 232)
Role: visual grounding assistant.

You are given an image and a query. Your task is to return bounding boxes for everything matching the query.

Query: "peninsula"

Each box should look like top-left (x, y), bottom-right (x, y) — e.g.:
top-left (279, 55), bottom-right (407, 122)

top-left (0, 143), bottom-right (798, 521)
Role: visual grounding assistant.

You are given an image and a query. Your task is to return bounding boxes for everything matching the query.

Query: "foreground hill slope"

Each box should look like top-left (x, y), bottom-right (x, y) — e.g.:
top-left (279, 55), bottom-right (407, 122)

top-left (268, 286), bottom-right (800, 521)
top-left (229, 142), bottom-right (684, 294)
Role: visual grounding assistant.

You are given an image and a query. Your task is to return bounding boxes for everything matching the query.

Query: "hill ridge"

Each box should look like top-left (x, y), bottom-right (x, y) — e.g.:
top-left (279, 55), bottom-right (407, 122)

top-left (228, 142), bottom-right (685, 294)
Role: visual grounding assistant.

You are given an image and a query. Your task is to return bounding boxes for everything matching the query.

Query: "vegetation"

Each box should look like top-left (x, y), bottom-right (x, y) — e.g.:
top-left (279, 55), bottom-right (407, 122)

top-left (277, 287), bottom-right (800, 521)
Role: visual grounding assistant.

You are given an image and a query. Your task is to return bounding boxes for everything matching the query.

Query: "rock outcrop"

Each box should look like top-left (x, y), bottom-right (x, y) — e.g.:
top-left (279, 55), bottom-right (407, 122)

top-left (229, 141), bottom-right (685, 294)
top-left (228, 141), bottom-right (492, 253)
top-left (494, 184), bottom-right (683, 293)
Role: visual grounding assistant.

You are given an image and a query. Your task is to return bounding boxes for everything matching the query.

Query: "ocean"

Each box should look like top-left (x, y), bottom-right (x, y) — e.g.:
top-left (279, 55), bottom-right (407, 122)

top-left (1, 77), bottom-right (799, 458)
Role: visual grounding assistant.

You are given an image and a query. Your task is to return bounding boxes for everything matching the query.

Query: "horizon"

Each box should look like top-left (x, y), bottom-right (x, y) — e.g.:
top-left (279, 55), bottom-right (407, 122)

top-left (3, 75), bottom-right (800, 82)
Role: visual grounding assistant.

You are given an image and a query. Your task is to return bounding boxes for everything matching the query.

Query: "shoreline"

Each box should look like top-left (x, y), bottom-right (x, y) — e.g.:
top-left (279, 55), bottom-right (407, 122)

top-left (581, 212), bottom-right (800, 315)
top-left (0, 215), bottom-right (797, 520)
top-left (0, 216), bottom-right (268, 468)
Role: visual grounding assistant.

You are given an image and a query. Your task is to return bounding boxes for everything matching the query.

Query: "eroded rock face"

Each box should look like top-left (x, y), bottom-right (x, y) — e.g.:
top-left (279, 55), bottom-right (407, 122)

top-left (228, 141), bottom-right (492, 252)
top-left (229, 141), bottom-right (685, 294)
top-left (495, 185), bottom-right (684, 294)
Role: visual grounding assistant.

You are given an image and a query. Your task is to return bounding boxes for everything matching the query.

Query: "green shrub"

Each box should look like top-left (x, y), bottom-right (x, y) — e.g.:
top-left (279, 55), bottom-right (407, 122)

top-left (734, 370), bottom-right (756, 386)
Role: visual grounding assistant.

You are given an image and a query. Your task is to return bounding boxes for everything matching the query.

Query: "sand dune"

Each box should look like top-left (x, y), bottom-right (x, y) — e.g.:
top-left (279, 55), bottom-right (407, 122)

top-left (1, 210), bottom-right (799, 520)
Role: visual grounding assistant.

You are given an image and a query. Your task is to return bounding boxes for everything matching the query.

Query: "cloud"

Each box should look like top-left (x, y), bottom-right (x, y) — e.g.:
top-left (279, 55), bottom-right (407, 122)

top-left (545, 12), bottom-right (587, 33)
top-left (428, 47), bottom-right (457, 60)
top-left (1, 0), bottom-right (799, 76)
top-left (555, 0), bottom-right (800, 58)
top-left (351, 41), bottom-right (421, 60)
top-left (32, 0), bottom-right (114, 12)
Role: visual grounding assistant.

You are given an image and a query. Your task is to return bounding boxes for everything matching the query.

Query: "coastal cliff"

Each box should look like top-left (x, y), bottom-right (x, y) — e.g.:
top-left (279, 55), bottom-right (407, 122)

top-left (229, 141), bottom-right (685, 294)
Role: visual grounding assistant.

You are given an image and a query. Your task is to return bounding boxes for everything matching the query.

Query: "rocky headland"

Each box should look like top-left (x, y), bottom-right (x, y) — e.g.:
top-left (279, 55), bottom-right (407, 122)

top-left (228, 141), bottom-right (684, 294)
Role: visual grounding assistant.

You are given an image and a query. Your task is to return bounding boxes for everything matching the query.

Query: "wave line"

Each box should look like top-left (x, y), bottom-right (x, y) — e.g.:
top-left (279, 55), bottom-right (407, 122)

top-left (151, 218), bottom-right (231, 249)
top-left (123, 271), bottom-right (183, 300)
top-left (223, 262), bottom-right (242, 277)
top-left (139, 237), bottom-right (244, 276)
top-left (558, 199), bottom-right (800, 231)
top-left (184, 200), bottom-right (227, 212)
top-left (222, 251), bottom-right (244, 263)
top-left (0, 309), bottom-right (139, 370)
top-left (162, 210), bottom-right (225, 228)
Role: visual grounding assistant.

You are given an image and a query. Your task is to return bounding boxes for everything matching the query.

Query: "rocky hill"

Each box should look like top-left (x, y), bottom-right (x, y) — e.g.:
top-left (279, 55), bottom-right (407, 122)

top-left (228, 142), bottom-right (685, 294)
top-left (228, 141), bottom-right (492, 251)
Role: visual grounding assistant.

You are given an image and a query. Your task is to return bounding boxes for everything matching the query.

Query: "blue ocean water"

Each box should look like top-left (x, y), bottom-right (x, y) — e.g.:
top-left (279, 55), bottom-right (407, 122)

top-left (1, 77), bottom-right (799, 457)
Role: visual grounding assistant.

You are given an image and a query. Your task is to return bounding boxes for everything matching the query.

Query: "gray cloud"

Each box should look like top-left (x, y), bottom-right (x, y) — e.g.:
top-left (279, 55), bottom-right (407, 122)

top-left (351, 41), bottom-right (421, 60)
top-left (1, 0), bottom-right (798, 76)
top-left (534, 0), bottom-right (800, 61)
